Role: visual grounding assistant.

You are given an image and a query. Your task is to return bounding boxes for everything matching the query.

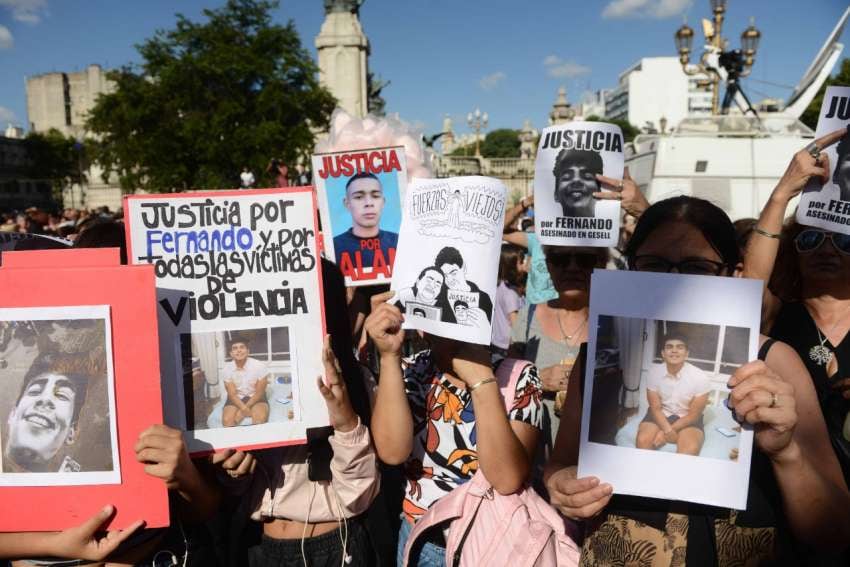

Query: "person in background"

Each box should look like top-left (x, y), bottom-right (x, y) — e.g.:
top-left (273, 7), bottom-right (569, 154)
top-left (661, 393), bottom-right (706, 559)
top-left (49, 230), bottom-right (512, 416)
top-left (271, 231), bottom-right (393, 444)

top-left (491, 243), bottom-right (526, 362)
top-left (745, 127), bottom-right (850, 491)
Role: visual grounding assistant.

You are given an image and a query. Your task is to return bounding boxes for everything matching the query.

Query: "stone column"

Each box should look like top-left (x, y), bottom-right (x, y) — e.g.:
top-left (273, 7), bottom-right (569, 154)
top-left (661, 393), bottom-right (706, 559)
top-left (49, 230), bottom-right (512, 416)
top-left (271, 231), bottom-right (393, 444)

top-left (315, 1), bottom-right (369, 118)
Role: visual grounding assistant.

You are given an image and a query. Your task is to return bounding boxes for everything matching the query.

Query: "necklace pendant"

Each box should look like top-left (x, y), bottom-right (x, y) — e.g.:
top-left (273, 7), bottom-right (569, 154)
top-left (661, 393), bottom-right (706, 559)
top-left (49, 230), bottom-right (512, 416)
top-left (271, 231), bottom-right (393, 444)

top-left (809, 344), bottom-right (834, 366)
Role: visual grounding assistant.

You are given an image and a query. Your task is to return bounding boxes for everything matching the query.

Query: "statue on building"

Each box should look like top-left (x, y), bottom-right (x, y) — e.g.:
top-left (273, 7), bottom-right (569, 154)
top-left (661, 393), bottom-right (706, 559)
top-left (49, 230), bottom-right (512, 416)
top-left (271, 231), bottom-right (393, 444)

top-left (549, 86), bottom-right (575, 125)
top-left (518, 120), bottom-right (538, 159)
top-left (440, 115), bottom-right (455, 155)
top-left (324, 0), bottom-right (363, 15)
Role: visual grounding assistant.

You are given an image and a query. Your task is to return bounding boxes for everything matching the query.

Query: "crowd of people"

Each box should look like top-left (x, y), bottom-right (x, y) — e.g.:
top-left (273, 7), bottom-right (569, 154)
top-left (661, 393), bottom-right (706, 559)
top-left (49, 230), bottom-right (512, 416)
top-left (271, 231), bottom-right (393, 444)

top-left (2, 128), bottom-right (850, 567)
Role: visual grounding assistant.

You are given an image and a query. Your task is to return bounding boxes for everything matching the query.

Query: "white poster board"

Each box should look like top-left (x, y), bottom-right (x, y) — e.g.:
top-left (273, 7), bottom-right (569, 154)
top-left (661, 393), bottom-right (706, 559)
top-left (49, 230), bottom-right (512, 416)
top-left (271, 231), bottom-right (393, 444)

top-left (578, 270), bottom-right (760, 510)
top-left (390, 176), bottom-right (506, 345)
top-left (124, 188), bottom-right (327, 454)
top-left (797, 86), bottom-right (850, 233)
top-left (534, 121), bottom-right (623, 247)
top-left (313, 146), bottom-right (407, 286)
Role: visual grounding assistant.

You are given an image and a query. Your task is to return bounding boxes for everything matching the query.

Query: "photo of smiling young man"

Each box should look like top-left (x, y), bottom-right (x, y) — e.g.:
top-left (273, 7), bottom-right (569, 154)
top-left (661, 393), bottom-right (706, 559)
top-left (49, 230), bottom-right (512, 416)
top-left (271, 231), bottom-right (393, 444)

top-left (332, 172), bottom-right (399, 269)
top-left (0, 312), bottom-right (118, 480)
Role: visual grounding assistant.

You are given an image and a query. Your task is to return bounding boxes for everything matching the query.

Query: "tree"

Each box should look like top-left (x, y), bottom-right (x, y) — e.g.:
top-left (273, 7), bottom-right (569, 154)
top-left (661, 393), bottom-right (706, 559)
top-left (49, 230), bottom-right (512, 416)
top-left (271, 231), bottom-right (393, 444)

top-left (367, 71), bottom-right (389, 116)
top-left (801, 57), bottom-right (850, 131)
top-left (450, 128), bottom-right (521, 158)
top-left (24, 129), bottom-right (87, 201)
top-left (585, 115), bottom-right (640, 143)
top-left (87, 0), bottom-right (336, 192)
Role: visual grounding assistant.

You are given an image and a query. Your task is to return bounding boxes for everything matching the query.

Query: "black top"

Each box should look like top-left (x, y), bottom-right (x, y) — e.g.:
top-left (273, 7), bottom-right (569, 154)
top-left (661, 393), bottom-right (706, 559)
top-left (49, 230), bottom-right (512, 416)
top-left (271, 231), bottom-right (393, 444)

top-left (770, 302), bottom-right (850, 482)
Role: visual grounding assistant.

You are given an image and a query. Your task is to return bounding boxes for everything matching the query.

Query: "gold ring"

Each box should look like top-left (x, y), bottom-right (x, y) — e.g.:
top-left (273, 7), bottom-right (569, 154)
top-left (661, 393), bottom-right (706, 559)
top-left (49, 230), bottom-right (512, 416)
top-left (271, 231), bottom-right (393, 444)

top-left (769, 392), bottom-right (778, 408)
top-left (617, 181), bottom-right (624, 190)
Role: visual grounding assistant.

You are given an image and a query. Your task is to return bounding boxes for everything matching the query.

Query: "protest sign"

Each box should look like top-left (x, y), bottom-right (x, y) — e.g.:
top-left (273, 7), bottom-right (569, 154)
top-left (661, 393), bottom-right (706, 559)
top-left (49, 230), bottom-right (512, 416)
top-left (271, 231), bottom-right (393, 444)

top-left (533, 121), bottom-right (623, 247)
top-left (0, 249), bottom-right (167, 531)
top-left (797, 86), bottom-right (850, 233)
top-left (390, 176), bottom-right (506, 345)
top-left (125, 188), bottom-right (327, 455)
top-left (578, 270), bottom-right (760, 509)
top-left (313, 146), bottom-right (406, 286)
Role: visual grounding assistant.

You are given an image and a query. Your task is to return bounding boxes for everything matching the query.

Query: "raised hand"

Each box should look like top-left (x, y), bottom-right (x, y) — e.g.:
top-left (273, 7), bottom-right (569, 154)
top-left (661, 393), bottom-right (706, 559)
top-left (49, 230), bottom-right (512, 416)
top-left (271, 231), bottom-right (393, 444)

top-left (210, 448), bottom-right (256, 479)
top-left (773, 127), bottom-right (847, 200)
top-left (728, 360), bottom-right (797, 459)
top-left (594, 167), bottom-right (650, 218)
top-left (547, 466), bottom-right (613, 521)
top-left (134, 424), bottom-right (195, 491)
top-left (317, 335), bottom-right (358, 432)
top-left (365, 291), bottom-right (405, 357)
top-left (47, 505), bottom-right (145, 561)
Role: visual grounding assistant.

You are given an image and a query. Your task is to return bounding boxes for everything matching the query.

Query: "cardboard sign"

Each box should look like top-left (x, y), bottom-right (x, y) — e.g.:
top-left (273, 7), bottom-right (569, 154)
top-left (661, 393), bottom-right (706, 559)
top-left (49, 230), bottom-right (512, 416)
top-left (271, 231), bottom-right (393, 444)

top-left (534, 121), bottom-right (623, 247)
top-left (124, 188), bottom-right (327, 455)
top-left (313, 146), bottom-right (406, 286)
top-left (578, 270), bottom-right (759, 510)
top-left (390, 176), bottom-right (506, 345)
top-left (0, 249), bottom-right (168, 531)
top-left (797, 86), bottom-right (850, 233)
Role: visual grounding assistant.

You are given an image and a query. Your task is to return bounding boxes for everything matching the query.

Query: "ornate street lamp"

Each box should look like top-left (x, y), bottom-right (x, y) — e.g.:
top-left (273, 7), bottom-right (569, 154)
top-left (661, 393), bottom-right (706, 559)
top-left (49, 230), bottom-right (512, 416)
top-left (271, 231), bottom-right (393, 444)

top-left (673, 0), bottom-right (760, 115)
top-left (467, 108), bottom-right (488, 157)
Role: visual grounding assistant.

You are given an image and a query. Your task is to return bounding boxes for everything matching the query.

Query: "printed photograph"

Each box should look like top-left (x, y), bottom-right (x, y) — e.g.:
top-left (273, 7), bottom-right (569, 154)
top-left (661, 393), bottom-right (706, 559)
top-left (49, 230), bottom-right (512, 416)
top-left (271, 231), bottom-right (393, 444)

top-left (552, 148), bottom-right (603, 218)
top-left (179, 326), bottom-right (298, 431)
top-left (0, 306), bottom-right (119, 485)
top-left (588, 315), bottom-right (748, 461)
top-left (394, 245), bottom-right (493, 330)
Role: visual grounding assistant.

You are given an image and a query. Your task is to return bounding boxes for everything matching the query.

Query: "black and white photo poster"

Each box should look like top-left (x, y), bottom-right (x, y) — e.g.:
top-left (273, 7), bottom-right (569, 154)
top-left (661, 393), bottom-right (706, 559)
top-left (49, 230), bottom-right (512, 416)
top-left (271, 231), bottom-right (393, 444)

top-left (534, 121), bottom-right (623, 247)
top-left (578, 270), bottom-right (760, 509)
top-left (124, 188), bottom-right (326, 454)
top-left (0, 305), bottom-right (120, 486)
top-left (798, 86), bottom-right (850, 233)
top-left (390, 176), bottom-right (506, 345)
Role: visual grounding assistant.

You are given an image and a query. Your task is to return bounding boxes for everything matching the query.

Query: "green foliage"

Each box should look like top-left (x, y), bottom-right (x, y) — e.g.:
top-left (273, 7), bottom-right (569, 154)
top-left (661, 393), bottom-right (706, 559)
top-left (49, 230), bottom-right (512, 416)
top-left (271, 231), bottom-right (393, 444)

top-left (86, 0), bottom-right (336, 192)
top-left (585, 115), bottom-right (640, 142)
top-left (367, 71), bottom-right (389, 116)
top-left (449, 128), bottom-right (521, 157)
top-left (24, 129), bottom-right (87, 198)
top-left (801, 58), bottom-right (850, 131)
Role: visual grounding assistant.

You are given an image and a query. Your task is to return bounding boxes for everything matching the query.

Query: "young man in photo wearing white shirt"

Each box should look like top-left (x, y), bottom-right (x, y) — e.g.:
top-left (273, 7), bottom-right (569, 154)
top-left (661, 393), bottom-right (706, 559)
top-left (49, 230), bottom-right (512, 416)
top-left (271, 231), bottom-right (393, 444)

top-left (221, 338), bottom-right (270, 427)
top-left (636, 334), bottom-right (711, 455)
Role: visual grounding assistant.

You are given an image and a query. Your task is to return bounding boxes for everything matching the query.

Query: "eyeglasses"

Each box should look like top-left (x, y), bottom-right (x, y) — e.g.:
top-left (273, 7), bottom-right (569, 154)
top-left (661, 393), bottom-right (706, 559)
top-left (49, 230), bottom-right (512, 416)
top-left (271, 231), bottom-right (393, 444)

top-left (545, 252), bottom-right (599, 270)
top-left (630, 255), bottom-right (728, 276)
top-left (794, 229), bottom-right (850, 256)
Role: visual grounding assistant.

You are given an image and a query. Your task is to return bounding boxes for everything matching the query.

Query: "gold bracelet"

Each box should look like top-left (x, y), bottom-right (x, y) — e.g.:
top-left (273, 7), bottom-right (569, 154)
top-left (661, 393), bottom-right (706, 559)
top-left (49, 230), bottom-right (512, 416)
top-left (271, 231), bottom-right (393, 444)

top-left (753, 226), bottom-right (781, 239)
top-left (468, 377), bottom-right (497, 392)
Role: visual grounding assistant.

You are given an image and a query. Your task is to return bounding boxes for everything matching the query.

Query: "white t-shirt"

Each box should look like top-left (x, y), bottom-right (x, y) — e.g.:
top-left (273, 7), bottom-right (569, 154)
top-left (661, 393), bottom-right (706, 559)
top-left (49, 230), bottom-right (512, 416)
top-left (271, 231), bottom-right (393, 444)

top-left (223, 357), bottom-right (269, 398)
top-left (646, 361), bottom-right (711, 418)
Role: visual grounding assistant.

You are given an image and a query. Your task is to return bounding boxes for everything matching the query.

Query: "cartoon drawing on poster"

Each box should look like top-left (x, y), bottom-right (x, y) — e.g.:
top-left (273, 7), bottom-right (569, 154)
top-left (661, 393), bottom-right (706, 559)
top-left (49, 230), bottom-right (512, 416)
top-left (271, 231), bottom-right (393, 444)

top-left (390, 177), bottom-right (505, 345)
top-left (0, 305), bottom-right (120, 486)
top-left (578, 270), bottom-right (760, 510)
top-left (124, 189), bottom-right (326, 454)
top-left (313, 146), bottom-right (406, 286)
top-left (534, 121), bottom-right (624, 247)
top-left (798, 86), bottom-right (850, 232)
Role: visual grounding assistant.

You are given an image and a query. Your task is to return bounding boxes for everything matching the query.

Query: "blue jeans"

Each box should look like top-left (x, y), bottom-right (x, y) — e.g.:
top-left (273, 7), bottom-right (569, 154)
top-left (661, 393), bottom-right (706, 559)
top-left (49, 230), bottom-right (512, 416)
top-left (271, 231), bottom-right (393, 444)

top-left (397, 518), bottom-right (446, 566)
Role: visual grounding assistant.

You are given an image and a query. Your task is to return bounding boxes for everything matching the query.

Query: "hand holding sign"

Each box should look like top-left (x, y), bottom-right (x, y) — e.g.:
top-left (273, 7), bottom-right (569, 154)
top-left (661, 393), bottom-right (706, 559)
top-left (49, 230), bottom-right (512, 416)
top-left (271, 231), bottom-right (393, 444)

top-left (47, 505), bottom-right (145, 561)
top-left (366, 291), bottom-right (405, 357)
top-left (594, 167), bottom-right (649, 219)
top-left (777, 127), bottom-right (846, 201)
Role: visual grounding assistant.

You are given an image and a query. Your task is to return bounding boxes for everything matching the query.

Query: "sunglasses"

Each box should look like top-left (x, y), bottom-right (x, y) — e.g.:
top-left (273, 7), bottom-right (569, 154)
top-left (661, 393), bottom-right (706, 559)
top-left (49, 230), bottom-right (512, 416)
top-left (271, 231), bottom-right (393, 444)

top-left (794, 229), bottom-right (850, 256)
top-left (545, 252), bottom-right (599, 270)
top-left (629, 255), bottom-right (728, 276)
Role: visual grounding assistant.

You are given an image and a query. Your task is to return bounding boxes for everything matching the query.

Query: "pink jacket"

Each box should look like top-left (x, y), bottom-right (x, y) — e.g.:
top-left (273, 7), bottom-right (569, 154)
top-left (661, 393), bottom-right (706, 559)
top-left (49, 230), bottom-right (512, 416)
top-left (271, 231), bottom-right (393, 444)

top-left (229, 421), bottom-right (380, 522)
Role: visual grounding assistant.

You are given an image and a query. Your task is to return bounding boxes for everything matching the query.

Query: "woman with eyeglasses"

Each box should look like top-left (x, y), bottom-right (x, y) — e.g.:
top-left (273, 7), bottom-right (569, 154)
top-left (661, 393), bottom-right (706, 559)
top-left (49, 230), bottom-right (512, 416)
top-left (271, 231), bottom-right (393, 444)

top-left (508, 245), bottom-right (608, 492)
top-left (744, 127), bottom-right (850, 491)
top-left (544, 195), bottom-right (850, 564)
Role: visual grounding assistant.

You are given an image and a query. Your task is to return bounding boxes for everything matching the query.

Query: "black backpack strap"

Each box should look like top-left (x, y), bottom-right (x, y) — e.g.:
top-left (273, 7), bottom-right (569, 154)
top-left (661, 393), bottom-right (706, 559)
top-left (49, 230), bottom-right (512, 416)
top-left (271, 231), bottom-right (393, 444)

top-left (758, 338), bottom-right (777, 362)
top-left (525, 303), bottom-right (537, 342)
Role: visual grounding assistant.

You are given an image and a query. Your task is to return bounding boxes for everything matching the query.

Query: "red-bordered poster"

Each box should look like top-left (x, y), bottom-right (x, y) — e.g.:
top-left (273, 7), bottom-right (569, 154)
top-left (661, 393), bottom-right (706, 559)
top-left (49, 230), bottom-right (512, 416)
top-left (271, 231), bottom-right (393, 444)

top-left (313, 146), bottom-right (406, 286)
top-left (124, 188), bottom-right (328, 455)
top-left (0, 249), bottom-right (168, 531)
